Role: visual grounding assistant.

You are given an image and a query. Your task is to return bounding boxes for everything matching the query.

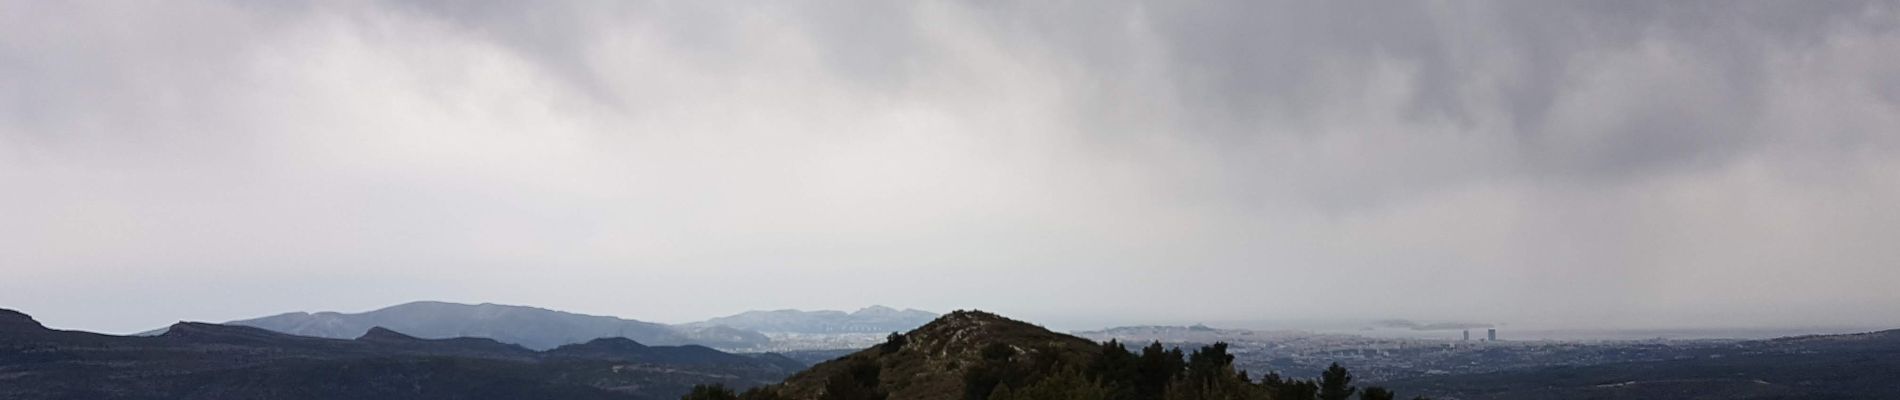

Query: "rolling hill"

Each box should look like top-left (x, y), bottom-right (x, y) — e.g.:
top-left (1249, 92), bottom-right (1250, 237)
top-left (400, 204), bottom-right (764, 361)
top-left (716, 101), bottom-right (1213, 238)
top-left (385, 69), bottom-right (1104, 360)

top-left (144, 301), bottom-right (770, 350)
top-left (0, 308), bottom-right (798, 400)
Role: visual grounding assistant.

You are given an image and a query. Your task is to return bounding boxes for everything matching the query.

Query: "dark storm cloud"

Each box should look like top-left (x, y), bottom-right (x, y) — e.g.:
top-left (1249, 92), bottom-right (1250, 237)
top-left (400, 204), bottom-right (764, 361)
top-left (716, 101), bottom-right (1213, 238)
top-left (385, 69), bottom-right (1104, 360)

top-left (2, 1), bottom-right (1898, 333)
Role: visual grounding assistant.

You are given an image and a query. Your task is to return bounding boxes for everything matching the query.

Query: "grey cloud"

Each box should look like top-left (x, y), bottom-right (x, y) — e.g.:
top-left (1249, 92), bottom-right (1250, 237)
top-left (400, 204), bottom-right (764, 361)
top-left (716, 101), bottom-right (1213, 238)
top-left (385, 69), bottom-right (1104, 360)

top-left (2, 1), bottom-right (1898, 334)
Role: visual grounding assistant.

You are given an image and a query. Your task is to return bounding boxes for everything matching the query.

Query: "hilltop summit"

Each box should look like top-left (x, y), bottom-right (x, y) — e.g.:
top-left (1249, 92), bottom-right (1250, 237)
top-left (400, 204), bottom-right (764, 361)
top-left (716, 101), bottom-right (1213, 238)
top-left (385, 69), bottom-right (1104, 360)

top-left (772, 310), bottom-right (1099, 400)
top-left (900, 310), bottom-right (1095, 359)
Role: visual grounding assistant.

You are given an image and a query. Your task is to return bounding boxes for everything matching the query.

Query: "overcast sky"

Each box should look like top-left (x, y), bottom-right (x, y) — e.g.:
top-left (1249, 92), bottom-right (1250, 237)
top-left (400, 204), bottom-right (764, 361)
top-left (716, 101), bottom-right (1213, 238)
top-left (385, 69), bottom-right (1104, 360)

top-left (4, 1), bottom-right (1899, 334)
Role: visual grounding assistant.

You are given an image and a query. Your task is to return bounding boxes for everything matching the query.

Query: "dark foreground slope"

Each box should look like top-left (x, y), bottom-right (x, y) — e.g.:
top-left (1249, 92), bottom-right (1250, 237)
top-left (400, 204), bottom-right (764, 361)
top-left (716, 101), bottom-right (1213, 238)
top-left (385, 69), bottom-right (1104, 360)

top-left (1384, 329), bottom-right (1900, 400)
top-left (0, 308), bottom-right (799, 400)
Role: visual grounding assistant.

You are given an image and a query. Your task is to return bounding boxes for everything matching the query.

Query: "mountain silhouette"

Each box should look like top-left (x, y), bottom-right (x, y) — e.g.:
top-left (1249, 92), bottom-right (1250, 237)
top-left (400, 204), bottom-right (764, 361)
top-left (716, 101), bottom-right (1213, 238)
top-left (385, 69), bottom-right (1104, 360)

top-left (0, 307), bottom-right (799, 400)
top-left (147, 301), bottom-right (770, 350)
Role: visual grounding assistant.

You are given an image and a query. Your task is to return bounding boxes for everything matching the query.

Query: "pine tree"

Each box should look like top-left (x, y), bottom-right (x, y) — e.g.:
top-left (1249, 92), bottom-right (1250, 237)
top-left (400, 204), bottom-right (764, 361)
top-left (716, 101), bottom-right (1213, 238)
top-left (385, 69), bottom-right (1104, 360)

top-left (1317, 363), bottom-right (1355, 400)
top-left (1090, 340), bottom-right (1141, 400)
top-left (1133, 342), bottom-right (1185, 400)
top-left (1185, 343), bottom-right (1235, 387)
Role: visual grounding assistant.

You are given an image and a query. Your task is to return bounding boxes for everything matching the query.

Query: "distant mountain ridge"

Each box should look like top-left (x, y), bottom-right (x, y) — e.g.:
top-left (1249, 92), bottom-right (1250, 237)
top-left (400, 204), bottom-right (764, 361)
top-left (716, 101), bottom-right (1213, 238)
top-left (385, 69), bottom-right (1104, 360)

top-left (684, 305), bottom-right (937, 334)
top-left (142, 301), bottom-right (936, 352)
top-left (145, 301), bottom-right (769, 350)
top-left (0, 307), bottom-right (800, 400)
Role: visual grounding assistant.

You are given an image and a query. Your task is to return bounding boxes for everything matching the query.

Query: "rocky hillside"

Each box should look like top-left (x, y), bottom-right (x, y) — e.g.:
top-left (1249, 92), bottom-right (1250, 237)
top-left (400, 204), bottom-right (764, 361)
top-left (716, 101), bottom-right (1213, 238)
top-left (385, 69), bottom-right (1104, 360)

top-left (770, 310), bottom-right (1100, 400)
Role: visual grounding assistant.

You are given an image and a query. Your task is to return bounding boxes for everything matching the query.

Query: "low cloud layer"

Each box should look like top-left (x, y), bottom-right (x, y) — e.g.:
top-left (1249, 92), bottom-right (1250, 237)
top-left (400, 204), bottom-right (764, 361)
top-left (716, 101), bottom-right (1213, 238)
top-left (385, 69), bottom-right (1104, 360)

top-left (4, 1), bottom-right (1899, 333)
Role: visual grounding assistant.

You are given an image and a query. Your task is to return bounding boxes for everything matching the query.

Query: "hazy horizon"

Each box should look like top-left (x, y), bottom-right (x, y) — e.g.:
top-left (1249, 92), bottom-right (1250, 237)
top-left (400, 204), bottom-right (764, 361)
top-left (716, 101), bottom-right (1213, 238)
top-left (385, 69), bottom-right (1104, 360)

top-left (14, 297), bottom-right (1892, 341)
top-left (6, 1), bottom-right (1900, 335)
top-left (20, 297), bottom-right (1892, 341)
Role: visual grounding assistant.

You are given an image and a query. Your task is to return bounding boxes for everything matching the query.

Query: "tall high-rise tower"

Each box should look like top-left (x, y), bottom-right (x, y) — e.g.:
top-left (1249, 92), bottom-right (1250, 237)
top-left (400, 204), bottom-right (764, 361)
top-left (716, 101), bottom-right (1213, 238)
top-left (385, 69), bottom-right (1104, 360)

top-left (1463, 330), bottom-right (1470, 341)
top-left (1487, 328), bottom-right (1497, 341)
